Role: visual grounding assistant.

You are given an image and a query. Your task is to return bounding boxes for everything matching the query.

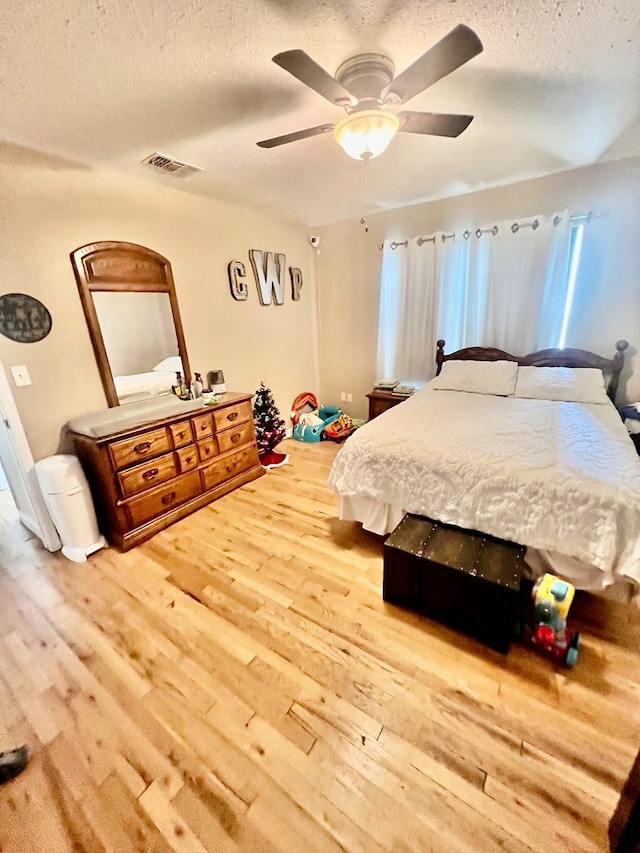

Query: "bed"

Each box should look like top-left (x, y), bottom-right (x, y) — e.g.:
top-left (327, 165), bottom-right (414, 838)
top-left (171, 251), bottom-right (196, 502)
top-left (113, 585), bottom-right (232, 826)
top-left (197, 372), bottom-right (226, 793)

top-left (113, 357), bottom-right (184, 404)
top-left (328, 339), bottom-right (640, 600)
top-left (113, 370), bottom-right (177, 404)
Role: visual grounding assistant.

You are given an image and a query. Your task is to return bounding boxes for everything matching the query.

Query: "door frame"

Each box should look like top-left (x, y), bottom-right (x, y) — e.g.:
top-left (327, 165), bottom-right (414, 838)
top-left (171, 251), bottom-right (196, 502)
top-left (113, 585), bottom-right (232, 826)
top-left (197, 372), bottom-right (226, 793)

top-left (0, 360), bottom-right (61, 551)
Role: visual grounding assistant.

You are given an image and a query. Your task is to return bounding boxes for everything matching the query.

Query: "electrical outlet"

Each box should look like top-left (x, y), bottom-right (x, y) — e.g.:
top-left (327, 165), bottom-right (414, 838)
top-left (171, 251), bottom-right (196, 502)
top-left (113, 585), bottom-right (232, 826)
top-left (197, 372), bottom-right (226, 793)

top-left (340, 392), bottom-right (346, 402)
top-left (346, 393), bottom-right (353, 403)
top-left (10, 365), bottom-right (31, 387)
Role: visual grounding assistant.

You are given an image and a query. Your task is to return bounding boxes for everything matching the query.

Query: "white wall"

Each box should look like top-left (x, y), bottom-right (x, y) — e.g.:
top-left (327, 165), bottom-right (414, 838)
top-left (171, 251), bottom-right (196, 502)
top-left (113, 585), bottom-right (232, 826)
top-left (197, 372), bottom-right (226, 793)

top-left (315, 157), bottom-right (640, 419)
top-left (0, 142), bottom-right (317, 460)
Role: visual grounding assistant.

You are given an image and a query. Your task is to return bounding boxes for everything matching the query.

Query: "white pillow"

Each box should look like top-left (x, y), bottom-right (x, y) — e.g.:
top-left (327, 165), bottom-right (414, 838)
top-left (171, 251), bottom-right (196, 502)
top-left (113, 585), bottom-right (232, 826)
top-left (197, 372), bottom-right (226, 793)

top-left (431, 360), bottom-right (518, 396)
top-left (514, 366), bottom-right (608, 404)
top-left (152, 356), bottom-right (183, 373)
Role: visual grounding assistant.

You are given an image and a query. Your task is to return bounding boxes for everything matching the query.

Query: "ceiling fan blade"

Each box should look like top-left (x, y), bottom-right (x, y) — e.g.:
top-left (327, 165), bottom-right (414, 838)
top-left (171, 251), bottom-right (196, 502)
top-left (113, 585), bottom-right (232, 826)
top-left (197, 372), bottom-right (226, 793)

top-left (257, 123), bottom-right (335, 149)
top-left (399, 111), bottom-right (474, 137)
top-left (382, 24), bottom-right (483, 105)
top-left (272, 50), bottom-right (356, 107)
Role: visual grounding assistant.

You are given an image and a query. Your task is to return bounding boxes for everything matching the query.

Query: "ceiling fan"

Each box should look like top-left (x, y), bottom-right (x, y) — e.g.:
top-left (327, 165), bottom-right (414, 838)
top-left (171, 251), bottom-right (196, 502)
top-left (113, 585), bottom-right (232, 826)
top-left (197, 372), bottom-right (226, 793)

top-left (257, 24), bottom-right (483, 161)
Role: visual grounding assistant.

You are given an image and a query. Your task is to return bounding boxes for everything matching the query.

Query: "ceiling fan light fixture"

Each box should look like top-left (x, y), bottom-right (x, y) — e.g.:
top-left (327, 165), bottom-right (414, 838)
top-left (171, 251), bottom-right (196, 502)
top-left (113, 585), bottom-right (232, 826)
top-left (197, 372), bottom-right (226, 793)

top-left (333, 109), bottom-right (400, 160)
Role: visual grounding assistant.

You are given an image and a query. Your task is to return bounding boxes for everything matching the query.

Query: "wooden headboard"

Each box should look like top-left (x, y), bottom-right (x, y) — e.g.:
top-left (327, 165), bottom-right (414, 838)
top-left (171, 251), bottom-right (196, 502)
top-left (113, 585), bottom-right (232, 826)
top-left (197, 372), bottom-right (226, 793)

top-left (435, 339), bottom-right (629, 403)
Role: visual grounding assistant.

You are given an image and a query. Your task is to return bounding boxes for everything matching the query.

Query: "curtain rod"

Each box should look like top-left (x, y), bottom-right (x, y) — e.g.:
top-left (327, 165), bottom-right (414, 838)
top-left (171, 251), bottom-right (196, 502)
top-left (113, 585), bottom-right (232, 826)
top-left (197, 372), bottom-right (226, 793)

top-left (379, 211), bottom-right (593, 251)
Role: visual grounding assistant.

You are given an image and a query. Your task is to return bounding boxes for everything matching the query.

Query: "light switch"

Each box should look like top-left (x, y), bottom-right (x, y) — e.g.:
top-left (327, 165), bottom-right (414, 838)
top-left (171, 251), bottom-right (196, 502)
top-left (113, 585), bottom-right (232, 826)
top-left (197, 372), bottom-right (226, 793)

top-left (10, 365), bottom-right (31, 387)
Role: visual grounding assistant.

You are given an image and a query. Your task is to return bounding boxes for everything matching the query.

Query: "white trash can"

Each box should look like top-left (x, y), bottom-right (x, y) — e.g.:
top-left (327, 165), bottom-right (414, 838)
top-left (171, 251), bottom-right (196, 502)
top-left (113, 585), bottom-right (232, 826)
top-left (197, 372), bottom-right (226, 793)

top-left (35, 454), bottom-right (106, 563)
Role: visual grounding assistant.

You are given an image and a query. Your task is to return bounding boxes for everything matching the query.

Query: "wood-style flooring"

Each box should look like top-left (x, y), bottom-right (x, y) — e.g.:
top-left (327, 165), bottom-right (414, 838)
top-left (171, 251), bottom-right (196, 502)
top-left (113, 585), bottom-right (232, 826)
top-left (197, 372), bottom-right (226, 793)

top-left (0, 439), bottom-right (639, 852)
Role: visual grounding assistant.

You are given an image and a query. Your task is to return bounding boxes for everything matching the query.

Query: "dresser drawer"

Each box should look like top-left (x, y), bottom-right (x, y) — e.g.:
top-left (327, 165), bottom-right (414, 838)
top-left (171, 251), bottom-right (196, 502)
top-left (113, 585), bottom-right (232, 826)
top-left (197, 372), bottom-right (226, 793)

top-left (175, 445), bottom-right (198, 473)
top-left (109, 427), bottom-right (170, 470)
top-left (192, 412), bottom-right (214, 440)
top-left (125, 471), bottom-right (202, 528)
top-left (201, 445), bottom-right (260, 491)
top-left (213, 401), bottom-right (251, 432)
top-left (216, 420), bottom-right (254, 454)
top-left (197, 438), bottom-right (218, 463)
top-left (118, 453), bottom-right (177, 498)
top-left (169, 420), bottom-right (193, 448)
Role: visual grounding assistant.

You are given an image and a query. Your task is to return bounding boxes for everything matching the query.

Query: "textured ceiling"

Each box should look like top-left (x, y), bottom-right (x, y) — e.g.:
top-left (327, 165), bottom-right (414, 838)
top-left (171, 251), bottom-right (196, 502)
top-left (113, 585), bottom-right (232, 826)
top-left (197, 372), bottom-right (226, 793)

top-left (1, 0), bottom-right (638, 226)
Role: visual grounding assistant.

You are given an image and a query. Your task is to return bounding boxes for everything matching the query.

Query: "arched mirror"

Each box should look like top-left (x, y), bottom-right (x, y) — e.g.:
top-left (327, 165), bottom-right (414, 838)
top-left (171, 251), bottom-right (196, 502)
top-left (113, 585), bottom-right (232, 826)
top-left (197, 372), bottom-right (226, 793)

top-left (71, 241), bottom-right (191, 407)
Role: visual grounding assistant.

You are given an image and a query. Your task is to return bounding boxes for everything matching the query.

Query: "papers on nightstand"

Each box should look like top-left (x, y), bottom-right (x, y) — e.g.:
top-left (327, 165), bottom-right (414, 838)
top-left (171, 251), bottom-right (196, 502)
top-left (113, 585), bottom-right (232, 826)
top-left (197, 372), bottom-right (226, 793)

top-left (374, 379), bottom-right (415, 395)
top-left (391, 384), bottom-right (416, 396)
top-left (374, 378), bottom-right (399, 391)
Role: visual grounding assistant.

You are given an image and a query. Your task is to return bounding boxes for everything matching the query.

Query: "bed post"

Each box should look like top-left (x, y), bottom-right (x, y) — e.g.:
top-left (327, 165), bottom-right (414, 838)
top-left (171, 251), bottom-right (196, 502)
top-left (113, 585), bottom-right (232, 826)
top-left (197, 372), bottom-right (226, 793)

top-left (436, 340), bottom-right (446, 376)
top-left (608, 340), bottom-right (628, 403)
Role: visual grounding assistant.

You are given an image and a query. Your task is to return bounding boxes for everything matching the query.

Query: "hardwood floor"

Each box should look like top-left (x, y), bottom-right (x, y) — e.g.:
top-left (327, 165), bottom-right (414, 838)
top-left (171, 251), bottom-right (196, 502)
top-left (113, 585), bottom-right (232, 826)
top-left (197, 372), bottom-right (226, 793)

top-left (0, 438), bottom-right (639, 852)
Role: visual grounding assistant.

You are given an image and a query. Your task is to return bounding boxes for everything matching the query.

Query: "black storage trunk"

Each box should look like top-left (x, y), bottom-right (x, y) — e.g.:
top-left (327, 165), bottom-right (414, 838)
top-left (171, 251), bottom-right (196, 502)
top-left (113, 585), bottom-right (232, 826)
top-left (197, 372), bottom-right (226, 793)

top-left (383, 514), bottom-right (525, 653)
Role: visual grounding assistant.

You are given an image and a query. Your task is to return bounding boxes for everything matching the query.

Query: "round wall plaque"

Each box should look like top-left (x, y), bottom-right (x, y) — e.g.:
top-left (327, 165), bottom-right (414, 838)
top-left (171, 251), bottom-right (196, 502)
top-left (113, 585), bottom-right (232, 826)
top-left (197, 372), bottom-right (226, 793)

top-left (0, 293), bottom-right (52, 343)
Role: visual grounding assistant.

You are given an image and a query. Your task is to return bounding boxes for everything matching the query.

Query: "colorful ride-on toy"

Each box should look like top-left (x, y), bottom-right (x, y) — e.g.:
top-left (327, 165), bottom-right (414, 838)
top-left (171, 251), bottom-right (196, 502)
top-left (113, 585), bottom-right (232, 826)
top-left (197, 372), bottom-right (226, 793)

top-left (291, 392), bottom-right (341, 442)
top-left (521, 573), bottom-right (581, 667)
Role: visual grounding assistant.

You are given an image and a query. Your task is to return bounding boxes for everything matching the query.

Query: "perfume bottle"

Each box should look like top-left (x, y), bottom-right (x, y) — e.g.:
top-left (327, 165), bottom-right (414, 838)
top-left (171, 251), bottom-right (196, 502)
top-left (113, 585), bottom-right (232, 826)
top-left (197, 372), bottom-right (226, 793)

top-left (194, 372), bottom-right (203, 397)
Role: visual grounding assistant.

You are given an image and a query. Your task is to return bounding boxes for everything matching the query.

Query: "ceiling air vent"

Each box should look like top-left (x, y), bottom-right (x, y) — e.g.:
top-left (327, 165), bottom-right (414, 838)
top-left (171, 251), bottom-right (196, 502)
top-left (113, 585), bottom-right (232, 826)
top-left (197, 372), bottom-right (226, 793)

top-left (141, 152), bottom-right (203, 178)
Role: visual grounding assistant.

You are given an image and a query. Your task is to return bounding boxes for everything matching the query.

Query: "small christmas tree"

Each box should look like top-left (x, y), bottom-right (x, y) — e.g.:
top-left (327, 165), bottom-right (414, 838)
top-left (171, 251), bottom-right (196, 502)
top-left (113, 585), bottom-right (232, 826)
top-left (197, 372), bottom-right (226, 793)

top-left (253, 383), bottom-right (288, 469)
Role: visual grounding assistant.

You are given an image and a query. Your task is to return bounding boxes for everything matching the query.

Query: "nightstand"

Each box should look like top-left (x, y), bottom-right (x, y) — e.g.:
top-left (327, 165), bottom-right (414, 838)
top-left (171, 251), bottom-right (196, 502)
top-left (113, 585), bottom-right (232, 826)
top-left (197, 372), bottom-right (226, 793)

top-left (366, 389), bottom-right (408, 420)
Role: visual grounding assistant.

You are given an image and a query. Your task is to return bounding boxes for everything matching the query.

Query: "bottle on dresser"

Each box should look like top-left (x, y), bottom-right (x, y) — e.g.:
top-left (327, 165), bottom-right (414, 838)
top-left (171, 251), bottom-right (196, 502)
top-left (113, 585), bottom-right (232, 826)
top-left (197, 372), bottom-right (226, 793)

top-left (173, 372), bottom-right (191, 399)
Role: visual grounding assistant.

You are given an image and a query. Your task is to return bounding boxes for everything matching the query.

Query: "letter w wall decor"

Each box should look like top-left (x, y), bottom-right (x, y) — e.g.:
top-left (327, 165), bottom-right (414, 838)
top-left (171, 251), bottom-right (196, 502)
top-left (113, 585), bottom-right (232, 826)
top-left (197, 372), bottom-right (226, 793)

top-left (249, 250), bottom-right (286, 306)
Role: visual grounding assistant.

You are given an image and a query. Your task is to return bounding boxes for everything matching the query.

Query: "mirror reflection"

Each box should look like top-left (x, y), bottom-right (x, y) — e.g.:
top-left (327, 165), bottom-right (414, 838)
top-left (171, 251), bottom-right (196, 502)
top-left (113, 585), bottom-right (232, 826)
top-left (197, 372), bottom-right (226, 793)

top-left (93, 292), bottom-right (182, 405)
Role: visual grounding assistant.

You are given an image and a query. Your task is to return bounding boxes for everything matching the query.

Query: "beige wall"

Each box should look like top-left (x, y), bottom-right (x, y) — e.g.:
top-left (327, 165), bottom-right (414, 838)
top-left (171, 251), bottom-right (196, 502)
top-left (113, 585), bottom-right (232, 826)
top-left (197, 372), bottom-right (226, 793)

top-left (315, 158), bottom-right (640, 420)
top-left (0, 142), bottom-right (317, 460)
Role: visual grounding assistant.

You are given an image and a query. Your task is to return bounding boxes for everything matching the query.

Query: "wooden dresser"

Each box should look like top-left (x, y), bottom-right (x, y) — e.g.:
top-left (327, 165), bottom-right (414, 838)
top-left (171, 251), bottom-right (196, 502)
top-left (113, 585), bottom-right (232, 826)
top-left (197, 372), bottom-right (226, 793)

top-left (69, 392), bottom-right (263, 551)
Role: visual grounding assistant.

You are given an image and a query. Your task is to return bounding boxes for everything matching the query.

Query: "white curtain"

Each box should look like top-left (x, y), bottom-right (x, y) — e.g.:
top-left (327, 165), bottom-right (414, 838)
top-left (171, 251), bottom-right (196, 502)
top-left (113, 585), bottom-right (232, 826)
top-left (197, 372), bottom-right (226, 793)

top-left (534, 211), bottom-right (573, 349)
top-left (480, 213), bottom-right (569, 354)
top-left (378, 210), bottom-right (576, 383)
top-left (436, 235), bottom-right (470, 353)
top-left (377, 239), bottom-right (438, 383)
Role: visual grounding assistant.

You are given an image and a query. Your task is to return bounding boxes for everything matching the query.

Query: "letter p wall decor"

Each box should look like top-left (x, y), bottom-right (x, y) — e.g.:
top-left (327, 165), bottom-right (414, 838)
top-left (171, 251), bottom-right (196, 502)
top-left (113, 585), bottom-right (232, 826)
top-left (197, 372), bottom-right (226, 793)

top-left (228, 251), bottom-right (303, 305)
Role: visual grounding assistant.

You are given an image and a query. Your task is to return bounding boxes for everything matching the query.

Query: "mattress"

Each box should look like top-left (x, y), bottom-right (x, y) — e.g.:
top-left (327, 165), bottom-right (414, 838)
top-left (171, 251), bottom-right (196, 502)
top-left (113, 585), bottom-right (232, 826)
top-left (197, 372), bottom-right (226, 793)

top-left (328, 385), bottom-right (640, 593)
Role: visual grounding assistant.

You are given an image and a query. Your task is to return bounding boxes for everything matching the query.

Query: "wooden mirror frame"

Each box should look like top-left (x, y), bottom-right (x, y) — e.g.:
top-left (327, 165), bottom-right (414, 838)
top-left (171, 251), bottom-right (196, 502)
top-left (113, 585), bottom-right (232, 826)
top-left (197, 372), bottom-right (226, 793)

top-left (70, 240), bottom-right (191, 407)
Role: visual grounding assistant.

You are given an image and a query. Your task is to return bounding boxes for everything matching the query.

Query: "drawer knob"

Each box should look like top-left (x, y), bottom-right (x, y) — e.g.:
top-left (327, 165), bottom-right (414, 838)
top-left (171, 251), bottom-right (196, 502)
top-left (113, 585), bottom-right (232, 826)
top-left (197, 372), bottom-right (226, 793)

top-left (227, 412), bottom-right (239, 422)
top-left (134, 441), bottom-right (152, 455)
top-left (161, 491), bottom-right (177, 506)
top-left (226, 462), bottom-right (239, 473)
top-left (142, 467), bottom-right (159, 481)
top-left (200, 424), bottom-right (207, 431)
top-left (230, 433), bottom-right (241, 444)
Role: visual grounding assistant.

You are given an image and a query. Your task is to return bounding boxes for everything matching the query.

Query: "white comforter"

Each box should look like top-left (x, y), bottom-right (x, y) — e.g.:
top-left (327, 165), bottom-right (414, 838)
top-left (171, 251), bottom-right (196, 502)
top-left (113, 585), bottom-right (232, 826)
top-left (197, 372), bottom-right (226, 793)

top-left (328, 386), bottom-right (640, 590)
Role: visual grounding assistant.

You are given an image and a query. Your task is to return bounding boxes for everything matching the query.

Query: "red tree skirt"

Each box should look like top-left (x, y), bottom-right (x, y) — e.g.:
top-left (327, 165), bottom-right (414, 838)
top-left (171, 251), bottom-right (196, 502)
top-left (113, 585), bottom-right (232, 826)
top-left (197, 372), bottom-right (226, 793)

top-left (259, 449), bottom-right (289, 469)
